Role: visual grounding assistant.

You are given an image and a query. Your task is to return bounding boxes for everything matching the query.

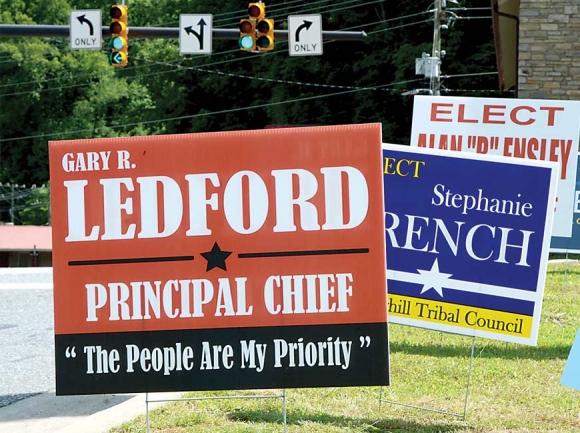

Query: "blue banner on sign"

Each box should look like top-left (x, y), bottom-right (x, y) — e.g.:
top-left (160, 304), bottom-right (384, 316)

top-left (551, 154), bottom-right (580, 253)
top-left (383, 144), bottom-right (558, 345)
top-left (561, 326), bottom-right (580, 391)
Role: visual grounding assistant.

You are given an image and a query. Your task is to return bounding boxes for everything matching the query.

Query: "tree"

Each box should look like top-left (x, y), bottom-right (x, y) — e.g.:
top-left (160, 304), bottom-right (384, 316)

top-left (14, 184), bottom-right (50, 225)
top-left (0, 0), bottom-right (499, 197)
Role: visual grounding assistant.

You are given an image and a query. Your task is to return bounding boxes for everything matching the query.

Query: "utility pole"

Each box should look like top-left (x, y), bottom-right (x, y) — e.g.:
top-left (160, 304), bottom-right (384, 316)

top-left (409, 0), bottom-right (458, 97)
top-left (10, 184), bottom-right (14, 224)
top-left (430, 0), bottom-right (443, 96)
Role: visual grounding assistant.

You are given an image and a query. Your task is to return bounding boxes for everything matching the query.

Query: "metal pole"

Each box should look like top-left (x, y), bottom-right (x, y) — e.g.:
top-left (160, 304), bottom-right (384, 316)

top-left (563, 251), bottom-right (570, 293)
top-left (0, 24), bottom-right (366, 41)
top-left (462, 336), bottom-right (476, 419)
top-left (283, 388), bottom-right (287, 433)
top-left (431, 0), bottom-right (442, 96)
top-left (146, 392), bottom-right (150, 433)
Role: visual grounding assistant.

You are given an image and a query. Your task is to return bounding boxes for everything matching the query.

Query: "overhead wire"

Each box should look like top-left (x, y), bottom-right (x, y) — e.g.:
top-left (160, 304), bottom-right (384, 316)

top-left (0, 4), bottom-right (497, 143)
top-left (0, 12), bottom-right (430, 98)
top-left (0, 5), bottom-right (430, 91)
top-left (0, 76), bottom-right (425, 143)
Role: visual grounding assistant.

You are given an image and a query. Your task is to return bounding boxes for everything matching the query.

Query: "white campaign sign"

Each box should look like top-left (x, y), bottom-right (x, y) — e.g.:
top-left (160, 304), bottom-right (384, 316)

top-left (70, 10), bottom-right (102, 50)
top-left (288, 15), bottom-right (323, 56)
top-left (410, 95), bottom-right (580, 237)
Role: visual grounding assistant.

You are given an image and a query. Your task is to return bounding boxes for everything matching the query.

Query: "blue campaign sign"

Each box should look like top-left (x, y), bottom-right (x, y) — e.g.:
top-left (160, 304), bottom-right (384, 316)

top-left (551, 154), bottom-right (580, 253)
top-left (383, 144), bottom-right (558, 345)
top-left (561, 326), bottom-right (580, 391)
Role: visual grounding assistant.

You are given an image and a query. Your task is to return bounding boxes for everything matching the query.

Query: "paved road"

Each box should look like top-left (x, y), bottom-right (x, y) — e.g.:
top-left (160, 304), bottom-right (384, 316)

top-left (0, 269), bottom-right (55, 408)
top-left (0, 268), bottom-right (181, 433)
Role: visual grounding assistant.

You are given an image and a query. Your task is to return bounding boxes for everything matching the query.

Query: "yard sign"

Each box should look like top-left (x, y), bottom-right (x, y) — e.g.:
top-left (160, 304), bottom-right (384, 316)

top-left (49, 125), bottom-right (389, 395)
top-left (383, 144), bottom-right (557, 345)
top-left (410, 95), bottom-right (580, 238)
top-left (551, 154), bottom-right (580, 253)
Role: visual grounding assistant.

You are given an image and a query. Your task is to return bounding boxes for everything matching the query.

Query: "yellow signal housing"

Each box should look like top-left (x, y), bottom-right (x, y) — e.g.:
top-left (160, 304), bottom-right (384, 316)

top-left (256, 18), bottom-right (274, 51)
top-left (239, 18), bottom-right (256, 51)
top-left (109, 4), bottom-right (128, 67)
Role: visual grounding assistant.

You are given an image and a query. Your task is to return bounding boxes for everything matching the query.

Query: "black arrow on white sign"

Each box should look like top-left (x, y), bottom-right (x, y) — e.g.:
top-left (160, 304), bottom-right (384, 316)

top-left (295, 20), bottom-right (313, 42)
top-left (184, 18), bottom-right (207, 49)
top-left (76, 15), bottom-right (94, 36)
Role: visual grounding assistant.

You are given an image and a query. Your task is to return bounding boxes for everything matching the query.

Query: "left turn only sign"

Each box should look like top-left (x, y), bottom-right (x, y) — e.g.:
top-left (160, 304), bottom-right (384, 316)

top-left (70, 10), bottom-right (102, 50)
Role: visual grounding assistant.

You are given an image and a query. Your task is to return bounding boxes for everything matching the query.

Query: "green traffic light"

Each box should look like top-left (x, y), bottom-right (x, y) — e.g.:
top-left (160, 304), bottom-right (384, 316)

top-left (109, 51), bottom-right (126, 65)
top-left (109, 52), bottom-right (120, 64)
top-left (239, 35), bottom-right (254, 50)
top-left (109, 36), bottom-right (125, 50)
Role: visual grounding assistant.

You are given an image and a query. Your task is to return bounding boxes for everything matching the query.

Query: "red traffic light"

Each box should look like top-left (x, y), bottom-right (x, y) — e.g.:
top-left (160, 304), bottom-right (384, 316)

top-left (240, 20), bottom-right (254, 33)
top-left (248, 2), bottom-right (265, 19)
top-left (110, 5), bottom-right (126, 19)
top-left (111, 7), bottom-right (122, 19)
top-left (249, 5), bottom-right (261, 18)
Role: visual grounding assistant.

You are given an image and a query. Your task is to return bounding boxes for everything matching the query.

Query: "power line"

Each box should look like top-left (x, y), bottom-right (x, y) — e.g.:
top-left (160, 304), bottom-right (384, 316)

top-left (0, 4), bottom-right (430, 91)
top-left (0, 14), bottom-right (425, 97)
top-left (155, 0), bottom-right (341, 27)
top-left (443, 71), bottom-right (498, 78)
top-left (145, 57), bottom-right (418, 92)
top-left (0, 4), bottom-right (497, 144)
top-left (155, 0), bottom-right (388, 28)
top-left (367, 19), bottom-right (429, 34)
top-left (0, 77), bottom-right (424, 143)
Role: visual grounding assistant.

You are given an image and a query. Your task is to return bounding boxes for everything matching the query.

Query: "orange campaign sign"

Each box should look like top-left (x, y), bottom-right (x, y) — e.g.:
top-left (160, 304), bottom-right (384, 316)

top-left (48, 124), bottom-right (389, 395)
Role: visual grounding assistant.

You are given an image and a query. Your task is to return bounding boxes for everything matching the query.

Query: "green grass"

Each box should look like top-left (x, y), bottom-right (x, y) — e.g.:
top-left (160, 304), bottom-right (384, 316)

top-left (110, 262), bottom-right (580, 432)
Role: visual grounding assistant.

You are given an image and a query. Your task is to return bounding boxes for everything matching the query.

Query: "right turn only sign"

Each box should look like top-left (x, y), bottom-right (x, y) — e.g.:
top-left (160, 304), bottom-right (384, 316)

top-left (288, 14), bottom-right (323, 56)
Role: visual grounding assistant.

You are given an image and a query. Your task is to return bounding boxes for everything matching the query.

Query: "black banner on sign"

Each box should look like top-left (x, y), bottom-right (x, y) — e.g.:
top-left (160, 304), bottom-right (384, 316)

top-left (55, 323), bottom-right (389, 395)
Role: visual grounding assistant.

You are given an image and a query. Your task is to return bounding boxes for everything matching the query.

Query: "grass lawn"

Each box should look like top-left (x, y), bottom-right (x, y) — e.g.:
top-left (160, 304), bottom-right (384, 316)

top-left (110, 262), bottom-right (580, 432)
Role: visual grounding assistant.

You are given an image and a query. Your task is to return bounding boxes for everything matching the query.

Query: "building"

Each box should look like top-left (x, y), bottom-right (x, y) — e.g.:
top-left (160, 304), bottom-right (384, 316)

top-left (492, 0), bottom-right (580, 99)
top-left (0, 224), bottom-right (52, 267)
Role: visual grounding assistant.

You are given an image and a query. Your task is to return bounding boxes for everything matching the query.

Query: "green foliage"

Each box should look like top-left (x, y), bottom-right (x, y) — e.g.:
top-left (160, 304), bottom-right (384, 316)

top-left (0, 183), bottom-right (49, 225)
top-left (15, 183), bottom-right (50, 225)
top-left (0, 0), bottom-right (499, 222)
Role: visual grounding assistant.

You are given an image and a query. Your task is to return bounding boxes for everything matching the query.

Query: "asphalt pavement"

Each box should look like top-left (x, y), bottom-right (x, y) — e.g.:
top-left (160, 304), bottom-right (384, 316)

top-left (0, 268), bottom-right (182, 432)
top-left (0, 391), bottom-right (181, 433)
top-left (0, 280), bottom-right (54, 408)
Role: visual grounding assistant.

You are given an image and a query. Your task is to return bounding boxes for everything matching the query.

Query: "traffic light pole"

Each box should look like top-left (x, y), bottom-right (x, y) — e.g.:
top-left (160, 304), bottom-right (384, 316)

top-left (0, 24), bottom-right (366, 41)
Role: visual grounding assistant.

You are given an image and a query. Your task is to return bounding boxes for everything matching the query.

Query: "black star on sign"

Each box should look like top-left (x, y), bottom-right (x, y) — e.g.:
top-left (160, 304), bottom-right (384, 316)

top-left (201, 242), bottom-right (232, 271)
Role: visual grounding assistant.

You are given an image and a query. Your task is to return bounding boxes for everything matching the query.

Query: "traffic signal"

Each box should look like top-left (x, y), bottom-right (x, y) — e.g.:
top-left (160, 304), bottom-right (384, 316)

top-left (239, 18), bottom-right (256, 51)
top-left (240, 2), bottom-right (273, 52)
top-left (256, 17), bottom-right (274, 51)
top-left (248, 2), bottom-right (266, 20)
top-left (109, 4), bottom-right (128, 67)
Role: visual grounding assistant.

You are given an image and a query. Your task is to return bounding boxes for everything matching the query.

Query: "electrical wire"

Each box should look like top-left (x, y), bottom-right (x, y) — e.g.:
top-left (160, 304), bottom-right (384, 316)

top-left (0, 13), bottom-right (430, 98)
top-left (0, 4), bottom-right (497, 143)
top-left (0, 5), bottom-right (431, 90)
top-left (0, 77), bottom-right (424, 143)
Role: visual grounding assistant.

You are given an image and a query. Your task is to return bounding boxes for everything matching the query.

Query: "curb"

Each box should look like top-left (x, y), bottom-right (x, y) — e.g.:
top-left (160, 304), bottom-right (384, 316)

top-left (0, 391), bottom-right (182, 433)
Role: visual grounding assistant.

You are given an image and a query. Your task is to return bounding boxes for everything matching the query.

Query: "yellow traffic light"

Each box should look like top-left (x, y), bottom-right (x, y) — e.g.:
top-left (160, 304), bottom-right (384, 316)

top-left (256, 18), bottom-right (274, 51)
top-left (109, 4), bottom-right (128, 67)
top-left (239, 18), bottom-right (256, 51)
